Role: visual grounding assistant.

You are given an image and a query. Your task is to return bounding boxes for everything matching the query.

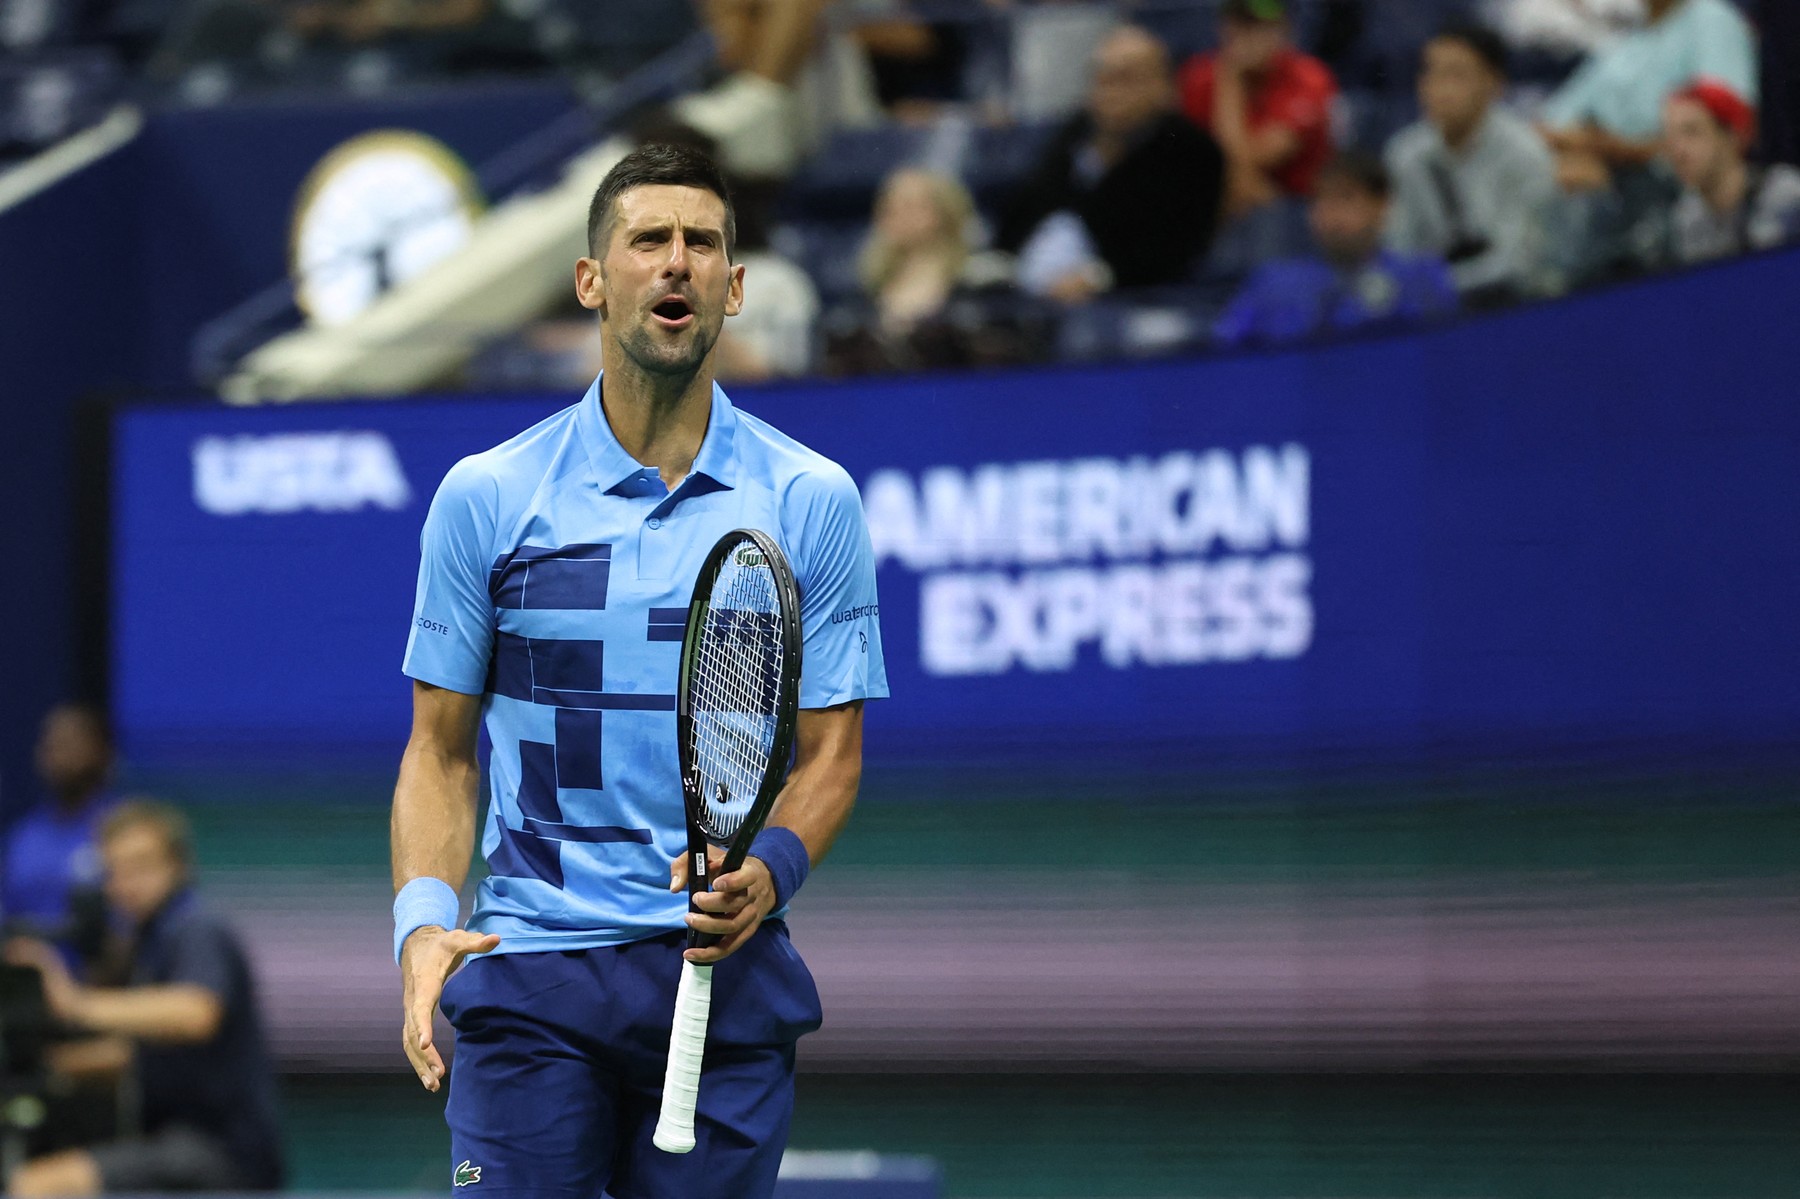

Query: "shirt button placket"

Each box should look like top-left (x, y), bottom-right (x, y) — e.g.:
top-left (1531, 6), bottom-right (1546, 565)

top-left (640, 511), bottom-right (675, 580)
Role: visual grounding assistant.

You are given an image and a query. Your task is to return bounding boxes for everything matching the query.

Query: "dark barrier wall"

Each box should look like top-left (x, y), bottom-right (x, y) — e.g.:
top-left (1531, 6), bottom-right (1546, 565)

top-left (0, 135), bottom-right (133, 821)
top-left (110, 249), bottom-right (1800, 776)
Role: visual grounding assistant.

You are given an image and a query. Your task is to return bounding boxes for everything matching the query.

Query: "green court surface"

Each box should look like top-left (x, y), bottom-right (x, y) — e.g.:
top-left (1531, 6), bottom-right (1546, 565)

top-left (163, 777), bottom-right (1797, 1196)
top-left (169, 777), bottom-right (1800, 883)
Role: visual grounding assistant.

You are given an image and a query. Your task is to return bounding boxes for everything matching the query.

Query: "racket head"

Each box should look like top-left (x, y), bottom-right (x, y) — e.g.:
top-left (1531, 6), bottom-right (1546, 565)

top-left (675, 528), bottom-right (803, 852)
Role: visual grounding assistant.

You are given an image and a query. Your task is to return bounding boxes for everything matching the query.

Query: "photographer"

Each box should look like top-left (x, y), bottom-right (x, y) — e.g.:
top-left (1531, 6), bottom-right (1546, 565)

top-left (1384, 24), bottom-right (1556, 307)
top-left (3, 803), bottom-right (281, 1196)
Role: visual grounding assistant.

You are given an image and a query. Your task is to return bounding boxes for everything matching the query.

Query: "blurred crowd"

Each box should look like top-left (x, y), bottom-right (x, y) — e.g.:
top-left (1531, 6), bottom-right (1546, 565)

top-left (4, 0), bottom-right (1795, 383)
top-left (472, 0), bottom-right (1799, 384)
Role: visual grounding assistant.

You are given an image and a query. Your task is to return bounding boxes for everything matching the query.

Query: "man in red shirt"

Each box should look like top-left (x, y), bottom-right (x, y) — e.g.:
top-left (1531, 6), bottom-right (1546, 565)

top-left (1180, 0), bottom-right (1338, 217)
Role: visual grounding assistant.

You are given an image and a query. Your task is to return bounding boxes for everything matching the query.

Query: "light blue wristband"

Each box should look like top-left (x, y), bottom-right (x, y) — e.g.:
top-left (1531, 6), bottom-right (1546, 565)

top-left (393, 877), bottom-right (461, 965)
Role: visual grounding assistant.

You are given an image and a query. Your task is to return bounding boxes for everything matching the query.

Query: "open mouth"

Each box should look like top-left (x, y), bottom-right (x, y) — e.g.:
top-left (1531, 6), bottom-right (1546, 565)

top-left (650, 296), bottom-right (695, 329)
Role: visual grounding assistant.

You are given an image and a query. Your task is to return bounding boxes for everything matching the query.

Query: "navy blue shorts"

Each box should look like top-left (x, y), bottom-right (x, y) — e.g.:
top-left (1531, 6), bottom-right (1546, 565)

top-left (439, 922), bottom-right (822, 1198)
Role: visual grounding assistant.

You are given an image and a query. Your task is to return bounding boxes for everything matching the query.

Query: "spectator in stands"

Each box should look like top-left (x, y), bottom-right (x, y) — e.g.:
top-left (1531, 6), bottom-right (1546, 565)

top-left (1539, 0), bottom-right (1757, 175)
top-left (713, 180), bottom-right (821, 381)
top-left (1385, 24), bottom-right (1555, 306)
top-left (3, 802), bottom-right (283, 1195)
top-left (674, 0), bottom-right (835, 178)
top-left (1215, 150), bottom-right (1458, 349)
top-left (2, 705), bottom-right (118, 968)
top-left (1536, 0), bottom-right (1757, 285)
top-left (849, 4), bottom-right (972, 124)
top-left (997, 24), bottom-right (1225, 303)
top-left (825, 167), bottom-right (1033, 375)
top-left (860, 168), bottom-right (977, 334)
top-left (1179, 0), bottom-right (1337, 216)
top-left (1664, 79), bottom-right (1800, 264)
top-left (1482, 0), bottom-right (1645, 57)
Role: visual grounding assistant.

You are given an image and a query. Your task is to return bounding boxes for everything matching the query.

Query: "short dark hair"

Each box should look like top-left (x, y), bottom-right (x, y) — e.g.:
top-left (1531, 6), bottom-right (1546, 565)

top-left (1432, 22), bottom-right (1509, 76)
top-left (586, 143), bottom-right (737, 259)
top-left (101, 799), bottom-right (196, 874)
top-left (1317, 149), bottom-right (1391, 199)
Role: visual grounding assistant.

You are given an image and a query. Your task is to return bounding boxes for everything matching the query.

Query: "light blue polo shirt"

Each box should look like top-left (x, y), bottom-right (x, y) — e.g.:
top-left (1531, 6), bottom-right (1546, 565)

top-left (402, 374), bottom-right (888, 953)
top-left (1541, 0), bottom-right (1757, 140)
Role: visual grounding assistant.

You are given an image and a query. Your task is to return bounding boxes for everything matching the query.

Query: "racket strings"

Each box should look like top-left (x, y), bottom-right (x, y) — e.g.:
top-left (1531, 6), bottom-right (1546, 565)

top-left (688, 555), bottom-right (785, 841)
top-left (693, 636), bottom-right (776, 835)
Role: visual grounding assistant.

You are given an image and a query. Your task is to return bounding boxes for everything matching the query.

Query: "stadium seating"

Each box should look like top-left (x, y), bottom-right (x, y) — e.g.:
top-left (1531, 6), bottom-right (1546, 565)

top-left (782, 125), bottom-right (933, 223)
top-left (961, 119), bottom-right (1058, 211)
top-left (20, 0), bottom-right (1762, 392)
top-left (773, 219), bottom-right (869, 305)
top-left (0, 0), bottom-right (82, 52)
top-left (0, 47), bottom-right (122, 163)
top-left (1053, 285), bottom-right (1218, 361)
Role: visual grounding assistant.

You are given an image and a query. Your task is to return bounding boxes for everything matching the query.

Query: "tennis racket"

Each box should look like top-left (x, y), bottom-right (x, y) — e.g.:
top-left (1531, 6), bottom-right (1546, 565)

top-left (653, 528), bottom-right (803, 1155)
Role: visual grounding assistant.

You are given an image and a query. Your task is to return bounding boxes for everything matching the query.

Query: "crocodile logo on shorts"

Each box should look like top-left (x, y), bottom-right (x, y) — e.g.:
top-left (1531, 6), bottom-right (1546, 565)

top-left (454, 1160), bottom-right (482, 1187)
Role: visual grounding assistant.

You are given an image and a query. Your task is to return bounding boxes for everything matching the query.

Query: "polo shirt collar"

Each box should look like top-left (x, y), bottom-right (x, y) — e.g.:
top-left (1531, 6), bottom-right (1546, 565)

top-left (577, 372), bottom-right (740, 496)
top-left (689, 381), bottom-right (740, 490)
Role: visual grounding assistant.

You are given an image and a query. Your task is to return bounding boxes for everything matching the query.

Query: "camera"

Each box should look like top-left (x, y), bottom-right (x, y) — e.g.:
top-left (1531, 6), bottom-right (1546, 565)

top-left (0, 964), bottom-right (50, 1080)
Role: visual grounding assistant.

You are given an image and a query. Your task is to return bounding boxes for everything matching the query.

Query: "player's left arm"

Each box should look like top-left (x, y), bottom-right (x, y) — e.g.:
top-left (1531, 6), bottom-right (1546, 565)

top-left (678, 703), bottom-right (863, 962)
top-left (675, 462), bottom-right (887, 962)
top-left (764, 704), bottom-right (863, 870)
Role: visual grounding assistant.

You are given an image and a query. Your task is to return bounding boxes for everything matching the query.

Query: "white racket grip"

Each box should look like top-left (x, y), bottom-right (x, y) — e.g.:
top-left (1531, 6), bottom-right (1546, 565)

top-left (653, 960), bottom-right (714, 1154)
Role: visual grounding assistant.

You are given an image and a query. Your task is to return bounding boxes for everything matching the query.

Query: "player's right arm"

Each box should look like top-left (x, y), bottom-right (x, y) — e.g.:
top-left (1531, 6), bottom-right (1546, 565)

top-left (392, 679), bottom-right (499, 1092)
top-left (392, 455), bottom-right (506, 1092)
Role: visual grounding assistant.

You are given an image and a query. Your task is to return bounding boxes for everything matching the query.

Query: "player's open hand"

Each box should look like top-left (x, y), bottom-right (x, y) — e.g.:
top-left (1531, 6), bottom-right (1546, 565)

top-left (668, 848), bottom-right (777, 964)
top-left (399, 926), bottom-right (499, 1092)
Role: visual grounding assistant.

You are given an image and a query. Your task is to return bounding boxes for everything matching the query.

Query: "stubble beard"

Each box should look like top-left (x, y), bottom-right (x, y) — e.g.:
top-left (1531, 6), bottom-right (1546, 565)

top-left (614, 308), bottom-right (720, 381)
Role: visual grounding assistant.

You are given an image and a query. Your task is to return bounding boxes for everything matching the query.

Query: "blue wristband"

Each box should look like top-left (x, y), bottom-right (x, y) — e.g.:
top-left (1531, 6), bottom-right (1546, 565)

top-left (748, 827), bottom-right (811, 910)
top-left (393, 877), bottom-right (461, 965)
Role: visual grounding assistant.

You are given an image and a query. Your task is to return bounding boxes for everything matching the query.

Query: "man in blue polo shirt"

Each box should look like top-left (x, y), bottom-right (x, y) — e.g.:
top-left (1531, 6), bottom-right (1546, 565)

top-left (2, 704), bottom-right (119, 967)
top-left (390, 143), bottom-right (887, 1198)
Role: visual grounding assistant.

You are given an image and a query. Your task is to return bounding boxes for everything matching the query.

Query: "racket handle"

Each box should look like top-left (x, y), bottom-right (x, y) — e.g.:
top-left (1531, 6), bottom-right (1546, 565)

top-left (653, 959), bottom-right (714, 1154)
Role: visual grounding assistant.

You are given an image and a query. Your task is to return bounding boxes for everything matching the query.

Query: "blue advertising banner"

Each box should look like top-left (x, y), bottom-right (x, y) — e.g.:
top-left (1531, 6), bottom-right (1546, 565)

top-left (113, 252), bottom-right (1800, 775)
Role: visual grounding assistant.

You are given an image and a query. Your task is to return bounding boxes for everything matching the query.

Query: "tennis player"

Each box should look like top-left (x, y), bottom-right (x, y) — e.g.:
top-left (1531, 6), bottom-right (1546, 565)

top-left (391, 143), bottom-right (888, 1197)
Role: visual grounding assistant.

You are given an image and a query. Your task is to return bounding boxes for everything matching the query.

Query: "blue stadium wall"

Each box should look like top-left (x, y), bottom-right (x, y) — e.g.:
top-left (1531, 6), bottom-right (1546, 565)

top-left (106, 249), bottom-right (1800, 783)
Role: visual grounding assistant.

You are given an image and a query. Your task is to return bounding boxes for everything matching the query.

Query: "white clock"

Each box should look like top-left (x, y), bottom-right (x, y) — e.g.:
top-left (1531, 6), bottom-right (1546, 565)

top-left (289, 129), bottom-right (484, 327)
